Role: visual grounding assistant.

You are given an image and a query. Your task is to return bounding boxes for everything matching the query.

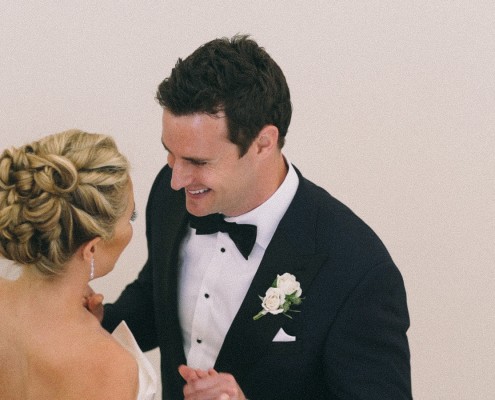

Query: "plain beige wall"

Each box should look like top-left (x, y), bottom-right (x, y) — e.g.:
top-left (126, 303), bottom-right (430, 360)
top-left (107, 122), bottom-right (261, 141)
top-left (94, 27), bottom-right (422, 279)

top-left (1, 1), bottom-right (493, 399)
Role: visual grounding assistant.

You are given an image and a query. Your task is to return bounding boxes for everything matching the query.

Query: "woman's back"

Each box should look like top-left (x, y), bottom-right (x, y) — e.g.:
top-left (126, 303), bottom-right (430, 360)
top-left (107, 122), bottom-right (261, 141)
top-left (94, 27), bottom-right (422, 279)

top-left (0, 277), bottom-right (138, 400)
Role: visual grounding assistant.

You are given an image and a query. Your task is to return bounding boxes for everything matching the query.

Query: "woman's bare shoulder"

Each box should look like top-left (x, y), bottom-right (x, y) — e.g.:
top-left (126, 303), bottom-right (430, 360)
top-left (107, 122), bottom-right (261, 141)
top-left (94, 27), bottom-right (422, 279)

top-left (0, 311), bottom-right (139, 400)
top-left (60, 328), bottom-right (139, 400)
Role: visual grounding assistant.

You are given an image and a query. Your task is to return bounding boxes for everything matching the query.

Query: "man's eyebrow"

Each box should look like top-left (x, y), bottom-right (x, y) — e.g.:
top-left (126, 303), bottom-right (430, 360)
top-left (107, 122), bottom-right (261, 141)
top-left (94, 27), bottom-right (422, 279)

top-left (161, 140), bottom-right (208, 163)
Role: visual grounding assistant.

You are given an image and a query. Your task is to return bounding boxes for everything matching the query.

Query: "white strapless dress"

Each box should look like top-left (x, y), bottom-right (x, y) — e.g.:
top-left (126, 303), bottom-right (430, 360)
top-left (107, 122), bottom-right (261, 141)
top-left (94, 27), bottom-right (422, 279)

top-left (112, 321), bottom-right (157, 400)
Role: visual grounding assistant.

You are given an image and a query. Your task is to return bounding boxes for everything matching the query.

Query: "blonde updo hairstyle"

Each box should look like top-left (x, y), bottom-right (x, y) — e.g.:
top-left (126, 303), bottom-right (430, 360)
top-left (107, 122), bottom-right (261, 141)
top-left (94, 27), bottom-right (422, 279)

top-left (0, 129), bottom-right (130, 276)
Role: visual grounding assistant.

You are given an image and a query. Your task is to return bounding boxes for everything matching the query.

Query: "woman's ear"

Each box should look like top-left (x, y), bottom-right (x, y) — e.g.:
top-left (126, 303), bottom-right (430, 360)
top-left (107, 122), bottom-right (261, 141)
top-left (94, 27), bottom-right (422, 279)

top-left (80, 237), bottom-right (101, 262)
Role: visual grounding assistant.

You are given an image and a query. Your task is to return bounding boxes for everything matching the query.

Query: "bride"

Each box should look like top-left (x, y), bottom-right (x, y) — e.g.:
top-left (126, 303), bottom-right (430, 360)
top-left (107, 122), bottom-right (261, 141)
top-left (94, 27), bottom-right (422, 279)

top-left (0, 130), bottom-right (155, 399)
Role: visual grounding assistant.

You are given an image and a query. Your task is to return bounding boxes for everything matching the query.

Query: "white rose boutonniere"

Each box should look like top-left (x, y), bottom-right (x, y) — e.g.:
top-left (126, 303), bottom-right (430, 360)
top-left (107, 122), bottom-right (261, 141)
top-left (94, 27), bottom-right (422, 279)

top-left (253, 273), bottom-right (303, 320)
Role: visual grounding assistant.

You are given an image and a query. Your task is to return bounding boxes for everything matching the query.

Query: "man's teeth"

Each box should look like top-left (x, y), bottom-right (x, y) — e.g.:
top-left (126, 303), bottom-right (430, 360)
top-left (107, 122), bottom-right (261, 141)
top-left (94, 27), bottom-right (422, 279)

top-left (188, 189), bottom-right (209, 195)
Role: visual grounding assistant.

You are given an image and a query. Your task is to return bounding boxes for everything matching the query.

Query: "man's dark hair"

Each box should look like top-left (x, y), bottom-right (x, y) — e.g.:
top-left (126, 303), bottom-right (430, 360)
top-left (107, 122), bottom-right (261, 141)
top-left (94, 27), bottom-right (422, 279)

top-left (156, 34), bottom-right (292, 156)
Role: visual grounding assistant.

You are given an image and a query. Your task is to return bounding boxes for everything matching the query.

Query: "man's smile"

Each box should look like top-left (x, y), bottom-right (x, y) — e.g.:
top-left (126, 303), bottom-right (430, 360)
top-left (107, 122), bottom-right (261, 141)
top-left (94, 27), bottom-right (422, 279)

top-left (187, 188), bottom-right (210, 195)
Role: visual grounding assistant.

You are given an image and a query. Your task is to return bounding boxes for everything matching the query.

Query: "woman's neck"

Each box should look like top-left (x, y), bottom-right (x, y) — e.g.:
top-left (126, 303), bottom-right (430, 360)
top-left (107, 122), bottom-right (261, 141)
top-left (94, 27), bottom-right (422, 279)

top-left (15, 262), bottom-right (94, 320)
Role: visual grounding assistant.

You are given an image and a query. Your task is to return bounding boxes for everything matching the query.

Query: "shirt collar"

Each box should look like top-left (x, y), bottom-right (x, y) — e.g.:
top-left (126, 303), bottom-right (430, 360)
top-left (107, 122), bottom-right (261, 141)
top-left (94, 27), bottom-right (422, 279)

top-left (225, 159), bottom-right (299, 250)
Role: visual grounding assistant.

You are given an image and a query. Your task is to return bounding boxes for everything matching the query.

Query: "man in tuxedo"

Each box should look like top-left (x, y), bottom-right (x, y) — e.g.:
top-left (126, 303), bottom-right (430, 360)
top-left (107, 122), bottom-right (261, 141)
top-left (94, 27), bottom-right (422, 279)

top-left (101, 35), bottom-right (412, 399)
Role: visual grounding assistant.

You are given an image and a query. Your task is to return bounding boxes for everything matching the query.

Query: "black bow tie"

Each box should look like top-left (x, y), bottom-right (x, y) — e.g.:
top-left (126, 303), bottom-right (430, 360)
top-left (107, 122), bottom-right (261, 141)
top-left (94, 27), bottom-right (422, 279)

top-left (189, 213), bottom-right (257, 260)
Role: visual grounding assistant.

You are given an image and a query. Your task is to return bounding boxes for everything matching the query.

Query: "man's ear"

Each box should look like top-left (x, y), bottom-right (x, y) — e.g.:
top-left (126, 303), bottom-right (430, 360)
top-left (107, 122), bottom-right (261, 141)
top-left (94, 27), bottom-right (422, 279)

top-left (80, 237), bottom-right (101, 262)
top-left (255, 125), bottom-right (279, 156)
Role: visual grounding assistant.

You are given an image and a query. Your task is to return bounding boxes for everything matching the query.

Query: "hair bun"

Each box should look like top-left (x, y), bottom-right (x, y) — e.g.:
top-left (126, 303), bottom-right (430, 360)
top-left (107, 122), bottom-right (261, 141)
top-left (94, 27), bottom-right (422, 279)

top-left (1, 129), bottom-right (130, 276)
top-left (29, 153), bottom-right (78, 195)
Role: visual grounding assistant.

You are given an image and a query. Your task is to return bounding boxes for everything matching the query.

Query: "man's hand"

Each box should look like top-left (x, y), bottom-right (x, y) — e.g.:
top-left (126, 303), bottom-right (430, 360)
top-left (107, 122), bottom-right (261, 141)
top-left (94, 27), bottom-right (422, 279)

top-left (83, 285), bottom-right (104, 323)
top-left (178, 365), bottom-right (247, 400)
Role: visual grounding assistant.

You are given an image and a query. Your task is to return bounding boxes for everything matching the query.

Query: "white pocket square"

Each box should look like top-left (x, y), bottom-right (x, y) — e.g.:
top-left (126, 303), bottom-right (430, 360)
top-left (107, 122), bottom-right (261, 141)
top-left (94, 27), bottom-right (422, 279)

top-left (272, 327), bottom-right (296, 342)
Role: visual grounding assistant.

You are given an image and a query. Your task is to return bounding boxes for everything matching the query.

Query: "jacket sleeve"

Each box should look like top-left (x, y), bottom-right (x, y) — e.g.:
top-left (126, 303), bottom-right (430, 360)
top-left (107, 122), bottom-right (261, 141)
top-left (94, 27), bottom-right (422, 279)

top-left (324, 260), bottom-right (412, 399)
top-left (102, 258), bottom-right (158, 352)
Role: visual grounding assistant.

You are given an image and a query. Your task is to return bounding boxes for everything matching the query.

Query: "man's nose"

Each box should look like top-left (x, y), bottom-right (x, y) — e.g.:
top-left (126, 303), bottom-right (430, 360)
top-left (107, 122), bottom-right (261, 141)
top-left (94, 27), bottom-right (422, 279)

top-left (170, 161), bottom-right (191, 190)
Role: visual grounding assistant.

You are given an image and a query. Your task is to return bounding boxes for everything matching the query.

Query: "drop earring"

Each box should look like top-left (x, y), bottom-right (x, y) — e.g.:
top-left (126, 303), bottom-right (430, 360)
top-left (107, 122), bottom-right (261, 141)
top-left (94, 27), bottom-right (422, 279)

top-left (90, 257), bottom-right (95, 280)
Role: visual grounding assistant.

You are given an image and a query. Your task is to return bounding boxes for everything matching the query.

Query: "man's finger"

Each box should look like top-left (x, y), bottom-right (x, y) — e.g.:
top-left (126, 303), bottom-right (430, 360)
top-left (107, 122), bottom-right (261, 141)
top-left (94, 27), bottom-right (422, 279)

top-left (178, 364), bottom-right (200, 382)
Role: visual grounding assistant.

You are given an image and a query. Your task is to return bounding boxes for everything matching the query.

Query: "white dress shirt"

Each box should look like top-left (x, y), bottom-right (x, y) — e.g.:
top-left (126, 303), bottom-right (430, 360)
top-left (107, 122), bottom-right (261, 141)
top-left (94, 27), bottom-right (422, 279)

top-left (178, 161), bottom-right (299, 369)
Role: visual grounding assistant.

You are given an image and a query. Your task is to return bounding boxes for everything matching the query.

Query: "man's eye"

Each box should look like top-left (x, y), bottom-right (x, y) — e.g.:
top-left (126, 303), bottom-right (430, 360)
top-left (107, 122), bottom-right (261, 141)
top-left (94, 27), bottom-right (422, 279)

top-left (191, 160), bottom-right (207, 166)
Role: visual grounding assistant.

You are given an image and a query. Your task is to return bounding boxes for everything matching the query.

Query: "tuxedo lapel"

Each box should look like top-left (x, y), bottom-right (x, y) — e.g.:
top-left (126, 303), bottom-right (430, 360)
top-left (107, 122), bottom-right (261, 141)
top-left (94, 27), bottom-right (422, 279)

top-left (155, 187), bottom-right (188, 295)
top-left (151, 181), bottom-right (189, 369)
top-left (215, 175), bottom-right (327, 374)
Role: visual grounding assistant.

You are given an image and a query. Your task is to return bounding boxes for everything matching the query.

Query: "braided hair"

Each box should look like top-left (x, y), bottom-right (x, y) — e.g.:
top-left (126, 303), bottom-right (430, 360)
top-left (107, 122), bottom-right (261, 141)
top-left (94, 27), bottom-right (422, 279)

top-left (0, 129), bottom-right (130, 276)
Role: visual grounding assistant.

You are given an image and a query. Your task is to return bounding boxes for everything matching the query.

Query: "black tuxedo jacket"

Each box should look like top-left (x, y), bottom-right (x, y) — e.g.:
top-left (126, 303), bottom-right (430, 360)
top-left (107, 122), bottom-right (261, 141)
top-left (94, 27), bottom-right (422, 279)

top-left (103, 165), bottom-right (412, 399)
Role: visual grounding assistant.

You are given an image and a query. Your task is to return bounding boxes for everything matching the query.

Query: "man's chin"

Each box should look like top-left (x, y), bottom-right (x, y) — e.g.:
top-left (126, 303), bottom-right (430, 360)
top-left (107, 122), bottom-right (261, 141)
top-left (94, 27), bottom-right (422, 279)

top-left (185, 202), bottom-right (214, 217)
